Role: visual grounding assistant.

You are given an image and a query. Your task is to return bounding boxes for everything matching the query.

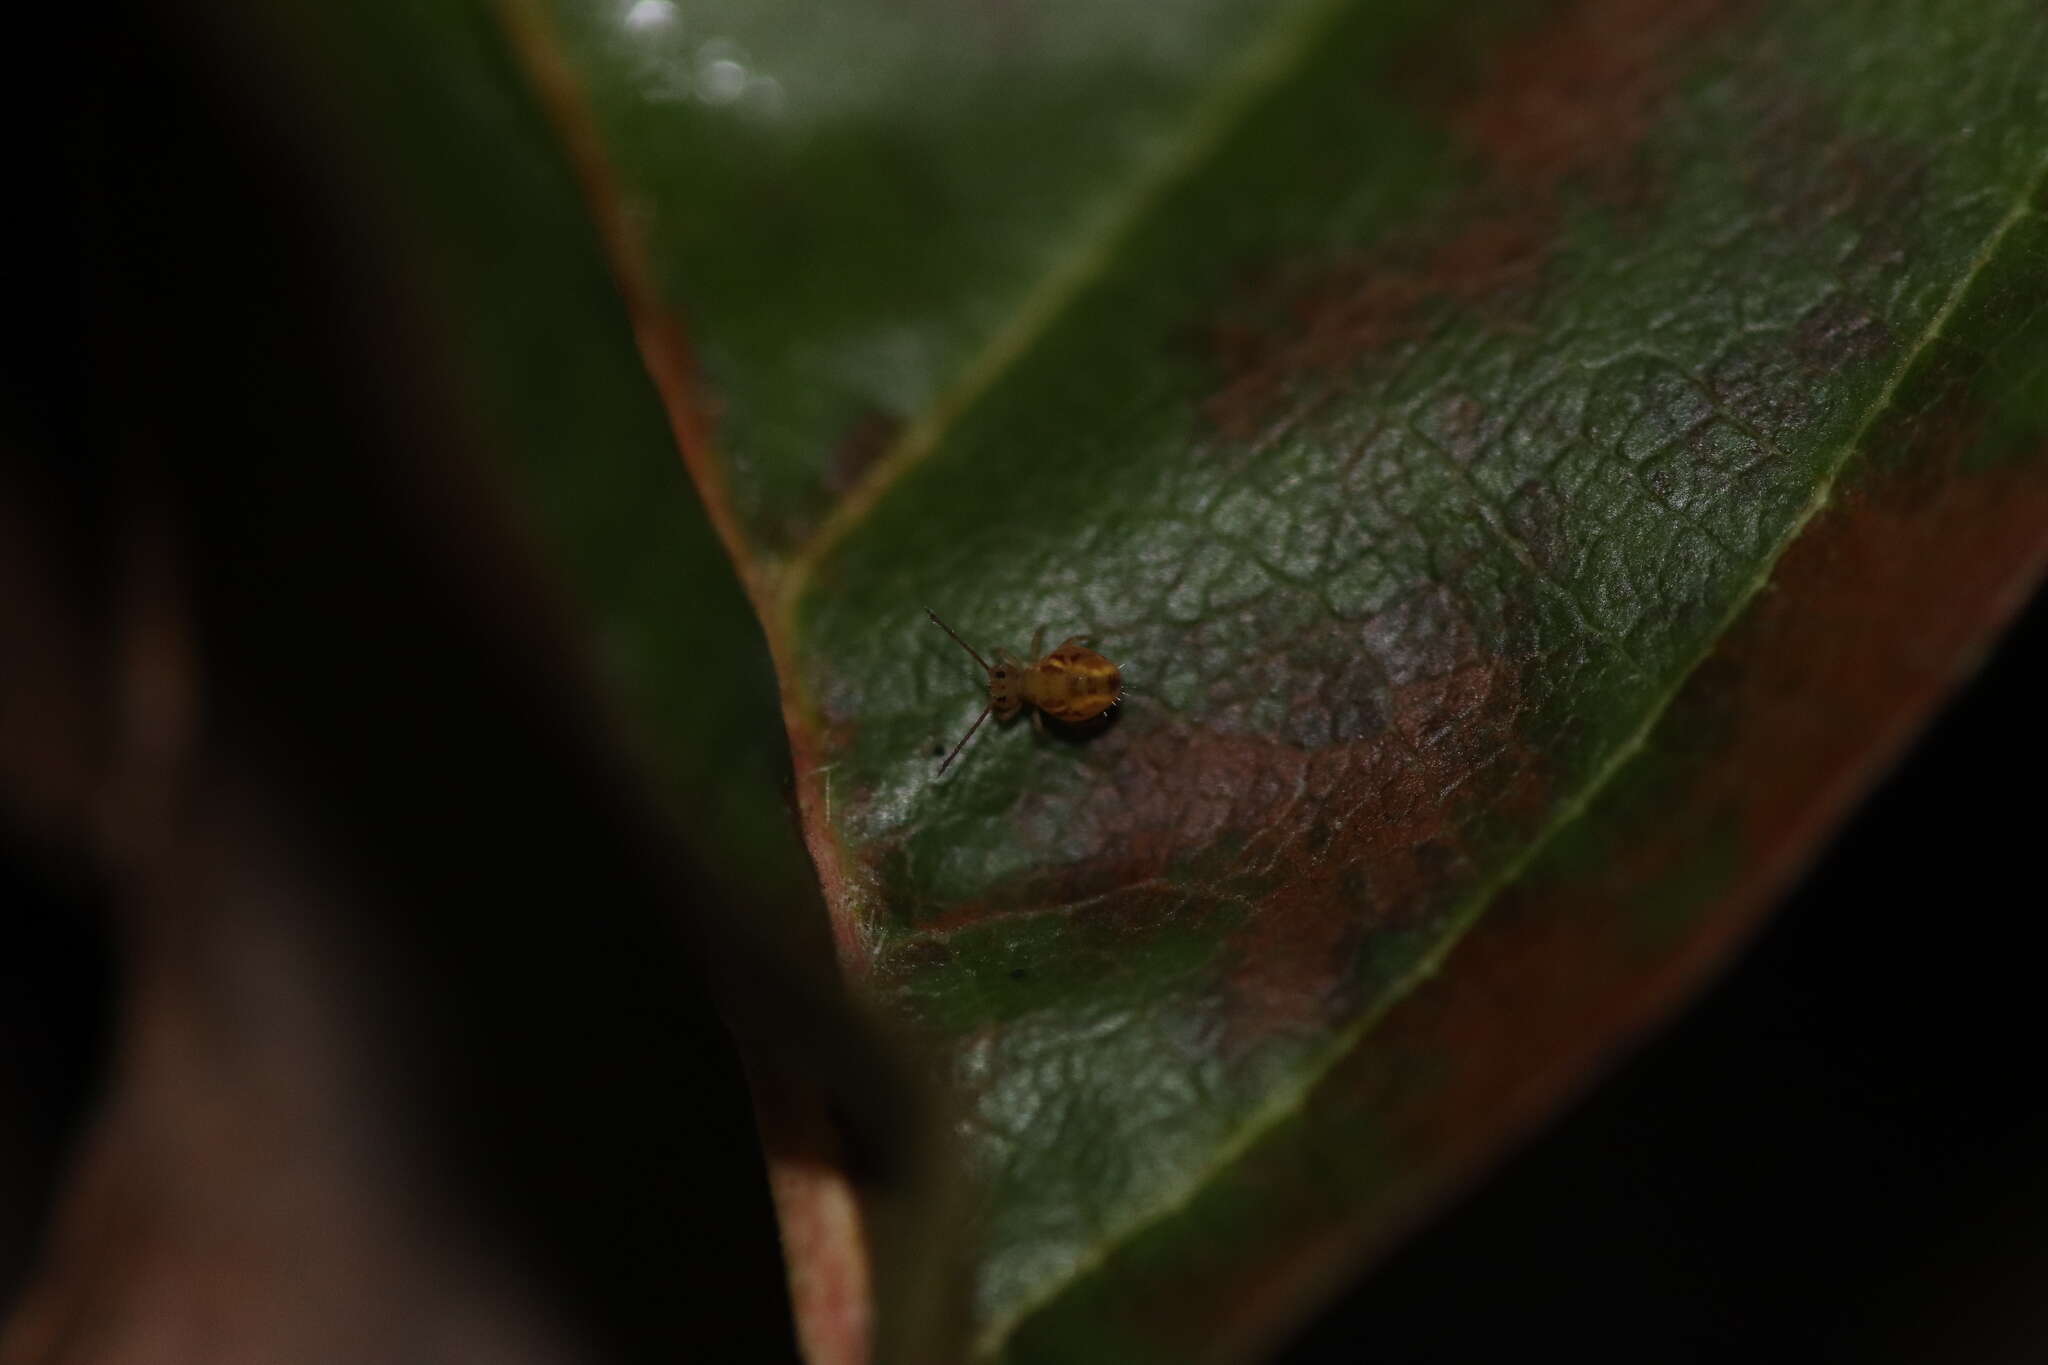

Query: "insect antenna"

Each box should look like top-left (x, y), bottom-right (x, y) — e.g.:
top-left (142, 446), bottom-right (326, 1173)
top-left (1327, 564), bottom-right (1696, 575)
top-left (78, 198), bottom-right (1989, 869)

top-left (926, 608), bottom-right (992, 673)
top-left (938, 701), bottom-right (994, 773)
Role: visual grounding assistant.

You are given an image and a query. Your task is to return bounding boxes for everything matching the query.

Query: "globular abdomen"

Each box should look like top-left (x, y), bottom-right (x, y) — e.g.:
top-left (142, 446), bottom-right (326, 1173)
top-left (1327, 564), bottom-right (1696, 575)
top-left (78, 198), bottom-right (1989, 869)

top-left (1029, 646), bottom-right (1123, 723)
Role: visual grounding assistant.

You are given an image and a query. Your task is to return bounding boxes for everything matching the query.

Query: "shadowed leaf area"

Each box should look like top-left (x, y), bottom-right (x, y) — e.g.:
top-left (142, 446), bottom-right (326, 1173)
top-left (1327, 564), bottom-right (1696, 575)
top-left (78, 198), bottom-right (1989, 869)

top-left (518, 0), bottom-right (2048, 1359)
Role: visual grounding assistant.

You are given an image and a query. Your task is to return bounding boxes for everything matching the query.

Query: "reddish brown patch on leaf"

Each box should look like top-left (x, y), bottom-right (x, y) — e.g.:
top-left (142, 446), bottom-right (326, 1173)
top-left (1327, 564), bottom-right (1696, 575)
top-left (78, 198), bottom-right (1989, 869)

top-left (1791, 294), bottom-right (1893, 378)
top-left (1215, 652), bottom-right (1546, 1043)
top-left (882, 612), bottom-right (1548, 1048)
top-left (1020, 402), bottom-right (2048, 1361)
top-left (1448, 0), bottom-right (1748, 198)
top-left (825, 410), bottom-right (905, 500)
top-left (1202, 216), bottom-right (1552, 440)
top-left (1717, 415), bottom-right (2048, 859)
top-left (1742, 86), bottom-right (1930, 248)
top-left (1203, 0), bottom-right (1755, 440)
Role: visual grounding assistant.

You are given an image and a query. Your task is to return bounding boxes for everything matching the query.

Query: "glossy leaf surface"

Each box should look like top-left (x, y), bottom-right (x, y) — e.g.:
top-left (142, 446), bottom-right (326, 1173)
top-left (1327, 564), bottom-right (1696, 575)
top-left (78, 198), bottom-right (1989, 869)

top-left (365, 0), bottom-right (2048, 1358)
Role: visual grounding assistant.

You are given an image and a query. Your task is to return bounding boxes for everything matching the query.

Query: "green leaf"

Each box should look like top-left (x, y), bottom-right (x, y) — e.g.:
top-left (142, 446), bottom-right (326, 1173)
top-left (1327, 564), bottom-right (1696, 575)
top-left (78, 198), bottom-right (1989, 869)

top-left (519, 0), bottom-right (2048, 1354)
top-left (260, 0), bottom-right (2048, 1358)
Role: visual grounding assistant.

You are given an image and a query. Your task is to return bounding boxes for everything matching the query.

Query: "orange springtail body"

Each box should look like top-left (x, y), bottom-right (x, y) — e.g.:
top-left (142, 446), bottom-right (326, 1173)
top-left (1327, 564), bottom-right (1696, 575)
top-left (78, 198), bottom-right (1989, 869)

top-left (926, 609), bottom-right (1123, 772)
